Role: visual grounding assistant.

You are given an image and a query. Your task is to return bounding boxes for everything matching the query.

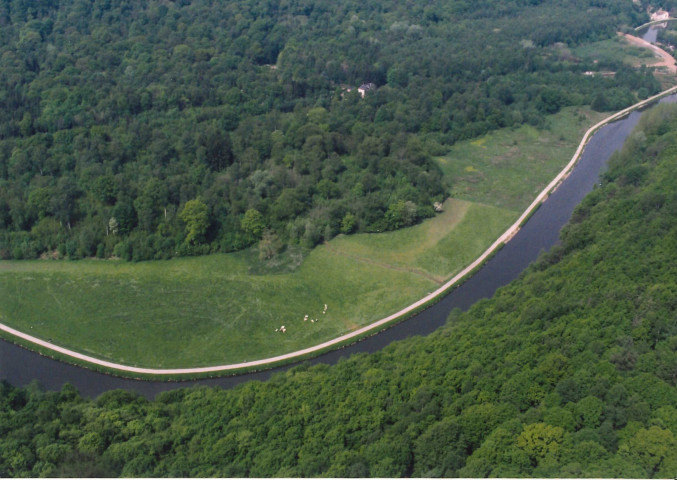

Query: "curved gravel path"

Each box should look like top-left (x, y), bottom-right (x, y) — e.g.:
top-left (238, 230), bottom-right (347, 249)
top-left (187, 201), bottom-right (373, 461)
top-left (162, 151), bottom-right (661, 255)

top-left (622, 33), bottom-right (677, 73)
top-left (633, 17), bottom-right (677, 31)
top-left (2, 85), bottom-right (677, 376)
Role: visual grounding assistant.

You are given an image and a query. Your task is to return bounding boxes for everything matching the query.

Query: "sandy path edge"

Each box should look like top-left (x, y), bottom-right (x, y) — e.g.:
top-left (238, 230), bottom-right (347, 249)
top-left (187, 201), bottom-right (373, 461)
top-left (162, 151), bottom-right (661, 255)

top-left (2, 85), bottom-right (677, 377)
top-left (634, 18), bottom-right (677, 31)
top-left (622, 32), bottom-right (677, 73)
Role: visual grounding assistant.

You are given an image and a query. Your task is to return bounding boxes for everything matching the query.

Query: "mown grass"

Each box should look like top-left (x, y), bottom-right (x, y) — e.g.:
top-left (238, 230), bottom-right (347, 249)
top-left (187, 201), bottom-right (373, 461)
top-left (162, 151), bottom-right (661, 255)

top-left (0, 200), bottom-right (513, 368)
top-left (0, 251), bottom-right (436, 368)
top-left (0, 105), bottom-right (605, 370)
top-left (327, 199), bottom-right (514, 282)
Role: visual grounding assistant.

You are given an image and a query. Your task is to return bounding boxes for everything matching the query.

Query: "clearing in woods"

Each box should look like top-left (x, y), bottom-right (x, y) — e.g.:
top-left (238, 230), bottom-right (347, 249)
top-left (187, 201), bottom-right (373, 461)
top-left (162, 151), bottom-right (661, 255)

top-left (0, 106), bottom-right (607, 369)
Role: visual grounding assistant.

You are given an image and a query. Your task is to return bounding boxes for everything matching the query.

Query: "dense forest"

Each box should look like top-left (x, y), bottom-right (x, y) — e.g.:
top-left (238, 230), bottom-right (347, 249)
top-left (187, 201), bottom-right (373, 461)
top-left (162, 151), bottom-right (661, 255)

top-left (2, 102), bottom-right (677, 477)
top-left (650, 0), bottom-right (677, 13)
top-left (656, 19), bottom-right (677, 53)
top-left (0, 0), bottom-right (660, 261)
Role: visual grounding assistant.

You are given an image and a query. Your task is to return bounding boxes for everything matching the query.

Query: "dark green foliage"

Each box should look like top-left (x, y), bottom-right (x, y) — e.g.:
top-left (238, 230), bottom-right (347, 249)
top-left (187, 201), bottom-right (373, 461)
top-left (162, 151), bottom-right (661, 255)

top-left (4, 103), bottom-right (677, 477)
top-left (0, 0), bottom-right (656, 260)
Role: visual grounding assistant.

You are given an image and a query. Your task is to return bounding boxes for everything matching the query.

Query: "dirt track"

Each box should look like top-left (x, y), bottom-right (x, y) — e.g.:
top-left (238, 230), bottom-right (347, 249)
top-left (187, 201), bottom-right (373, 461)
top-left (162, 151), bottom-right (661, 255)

top-left (622, 33), bottom-right (677, 73)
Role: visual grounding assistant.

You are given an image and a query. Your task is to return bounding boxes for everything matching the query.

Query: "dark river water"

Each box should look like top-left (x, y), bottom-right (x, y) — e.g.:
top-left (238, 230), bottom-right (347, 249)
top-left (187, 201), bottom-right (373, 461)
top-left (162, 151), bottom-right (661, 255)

top-left (0, 98), bottom-right (672, 399)
top-left (642, 25), bottom-right (660, 43)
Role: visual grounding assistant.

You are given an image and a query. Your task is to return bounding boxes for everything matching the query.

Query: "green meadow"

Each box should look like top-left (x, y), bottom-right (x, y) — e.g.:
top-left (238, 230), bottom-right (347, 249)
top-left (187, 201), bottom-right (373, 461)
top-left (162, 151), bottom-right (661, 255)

top-left (572, 35), bottom-right (657, 67)
top-left (0, 107), bottom-right (603, 369)
top-left (439, 107), bottom-right (606, 209)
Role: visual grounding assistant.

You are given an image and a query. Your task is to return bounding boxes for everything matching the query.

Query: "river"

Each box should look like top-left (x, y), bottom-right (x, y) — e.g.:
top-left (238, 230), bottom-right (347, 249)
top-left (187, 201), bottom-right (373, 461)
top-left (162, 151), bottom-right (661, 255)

top-left (1, 97), bottom-right (673, 399)
top-left (642, 25), bottom-right (660, 43)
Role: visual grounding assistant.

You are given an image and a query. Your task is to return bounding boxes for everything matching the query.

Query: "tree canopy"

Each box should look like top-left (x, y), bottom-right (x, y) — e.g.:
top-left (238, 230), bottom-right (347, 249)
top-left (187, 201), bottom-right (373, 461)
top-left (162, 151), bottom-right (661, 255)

top-left (2, 101), bottom-right (677, 478)
top-left (0, 0), bottom-right (658, 261)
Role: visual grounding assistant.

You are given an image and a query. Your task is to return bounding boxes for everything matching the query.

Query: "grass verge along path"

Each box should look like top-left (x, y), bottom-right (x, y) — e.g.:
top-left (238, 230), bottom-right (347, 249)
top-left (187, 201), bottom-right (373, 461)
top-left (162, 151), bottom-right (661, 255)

top-left (2, 94), bottom-right (664, 376)
top-left (0, 201), bottom-right (512, 370)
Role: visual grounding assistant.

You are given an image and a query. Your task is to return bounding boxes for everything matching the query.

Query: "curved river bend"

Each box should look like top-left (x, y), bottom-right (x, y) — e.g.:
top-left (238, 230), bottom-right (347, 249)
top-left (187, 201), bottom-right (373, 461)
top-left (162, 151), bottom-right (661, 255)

top-left (0, 97), bottom-right (673, 398)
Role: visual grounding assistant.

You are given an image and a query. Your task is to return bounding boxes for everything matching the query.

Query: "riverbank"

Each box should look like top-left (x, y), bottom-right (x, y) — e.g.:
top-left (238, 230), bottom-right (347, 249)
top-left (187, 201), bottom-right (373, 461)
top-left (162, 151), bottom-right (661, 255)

top-left (633, 17), bottom-right (677, 31)
top-left (1, 87), bottom-right (676, 379)
top-left (622, 32), bottom-right (677, 73)
top-left (0, 107), bottom-right (599, 375)
top-left (0, 96), bottom-right (657, 396)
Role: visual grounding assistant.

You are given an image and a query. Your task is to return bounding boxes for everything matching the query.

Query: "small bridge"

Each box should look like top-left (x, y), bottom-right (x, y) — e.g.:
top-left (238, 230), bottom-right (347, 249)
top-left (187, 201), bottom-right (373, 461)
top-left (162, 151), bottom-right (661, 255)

top-left (634, 18), bottom-right (677, 32)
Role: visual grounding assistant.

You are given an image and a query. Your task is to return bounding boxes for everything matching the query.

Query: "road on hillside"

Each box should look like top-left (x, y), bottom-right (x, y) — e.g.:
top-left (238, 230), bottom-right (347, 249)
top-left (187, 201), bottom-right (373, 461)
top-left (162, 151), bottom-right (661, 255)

top-left (622, 32), bottom-right (677, 73)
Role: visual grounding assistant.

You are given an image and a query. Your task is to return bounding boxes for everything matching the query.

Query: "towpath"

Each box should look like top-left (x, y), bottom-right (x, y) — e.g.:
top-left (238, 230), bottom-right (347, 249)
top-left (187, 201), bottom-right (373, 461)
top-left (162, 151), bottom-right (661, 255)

top-left (2, 87), bottom-right (677, 376)
top-left (622, 32), bottom-right (677, 73)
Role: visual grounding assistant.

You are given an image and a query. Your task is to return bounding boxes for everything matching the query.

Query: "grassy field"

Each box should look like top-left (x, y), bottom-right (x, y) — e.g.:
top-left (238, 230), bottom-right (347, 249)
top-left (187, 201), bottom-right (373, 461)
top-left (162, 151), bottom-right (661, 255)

top-left (0, 106), bottom-right (603, 369)
top-left (0, 252), bottom-right (438, 368)
top-left (439, 107), bottom-right (607, 210)
top-left (0, 202), bottom-right (511, 368)
top-left (572, 35), bottom-right (658, 67)
top-left (571, 35), bottom-right (677, 89)
top-left (327, 199), bottom-right (514, 282)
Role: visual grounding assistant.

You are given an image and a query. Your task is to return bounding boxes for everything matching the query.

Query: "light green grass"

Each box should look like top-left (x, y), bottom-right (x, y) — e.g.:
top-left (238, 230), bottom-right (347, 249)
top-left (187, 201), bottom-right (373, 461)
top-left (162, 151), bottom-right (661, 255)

top-left (0, 105), bottom-right (606, 370)
top-left (439, 107), bottom-right (607, 210)
top-left (571, 35), bottom-right (677, 89)
top-left (572, 36), bottom-right (657, 67)
top-left (0, 251), bottom-right (436, 367)
top-left (0, 200), bottom-right (513, 368)
top-left (327, 199), bottom-right (515, 282)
